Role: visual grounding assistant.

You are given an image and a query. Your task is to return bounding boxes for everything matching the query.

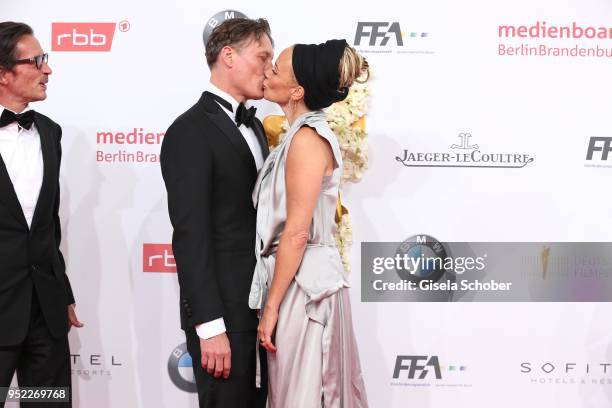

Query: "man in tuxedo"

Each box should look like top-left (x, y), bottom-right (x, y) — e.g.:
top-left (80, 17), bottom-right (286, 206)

top-left (0, 22), bottom-right (82, 407)
top-left (161, 18), bottom-right (273, 407)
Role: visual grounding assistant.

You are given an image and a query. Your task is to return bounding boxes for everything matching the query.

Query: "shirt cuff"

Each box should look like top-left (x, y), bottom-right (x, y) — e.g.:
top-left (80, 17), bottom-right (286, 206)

top-left (195, 317), bottom-right (226, 340)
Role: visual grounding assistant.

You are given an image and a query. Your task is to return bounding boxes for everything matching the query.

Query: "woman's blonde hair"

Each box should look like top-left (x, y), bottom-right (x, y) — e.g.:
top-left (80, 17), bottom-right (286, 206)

top-left (338, 45), bottom-right (370, 89)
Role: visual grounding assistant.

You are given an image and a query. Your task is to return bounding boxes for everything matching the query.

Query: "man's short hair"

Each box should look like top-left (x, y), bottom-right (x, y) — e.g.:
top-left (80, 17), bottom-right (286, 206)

top-left (205, 18), bottom-right (273, 67)
top-left (0, 22), bottom-right (33, 70)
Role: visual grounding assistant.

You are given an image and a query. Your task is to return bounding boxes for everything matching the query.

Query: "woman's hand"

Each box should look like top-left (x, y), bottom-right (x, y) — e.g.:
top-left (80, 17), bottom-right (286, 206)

top-left (258, 305), bottom-right (279, 353)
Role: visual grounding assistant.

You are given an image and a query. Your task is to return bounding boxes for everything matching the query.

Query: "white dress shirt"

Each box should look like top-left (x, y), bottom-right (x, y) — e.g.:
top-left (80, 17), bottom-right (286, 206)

top-left (0, 105), bottom-right (43, 228)
top-left (195, 83), bottom-right (264, 340)
top-left (207, 82), bottom-right (264, 171)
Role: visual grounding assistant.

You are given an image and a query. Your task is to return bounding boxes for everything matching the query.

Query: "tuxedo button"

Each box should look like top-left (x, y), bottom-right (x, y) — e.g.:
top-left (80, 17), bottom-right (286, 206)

top-left (30, 265), bottom-right (38, 272)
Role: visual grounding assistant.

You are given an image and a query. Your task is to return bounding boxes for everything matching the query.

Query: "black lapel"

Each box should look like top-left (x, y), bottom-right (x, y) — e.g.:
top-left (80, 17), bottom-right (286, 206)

top-left (198, 92), bottom-right (257, 175)
top-left (252, 118), bottom-right (270, 159)
top-left (0, 143), bottom-right (28, 228)
top-left (30, 113), bottom-right (56, 231)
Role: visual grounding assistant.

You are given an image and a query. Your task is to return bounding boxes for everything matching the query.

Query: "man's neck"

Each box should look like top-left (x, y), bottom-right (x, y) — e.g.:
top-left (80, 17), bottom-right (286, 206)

top-left (209, 76), bottom-right (246, 104)
top-left (0, 96), bottom-right (27, 113)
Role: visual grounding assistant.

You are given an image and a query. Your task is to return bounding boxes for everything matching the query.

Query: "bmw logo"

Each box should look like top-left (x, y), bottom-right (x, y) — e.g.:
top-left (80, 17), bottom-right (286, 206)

top-left (168, 343), bottom-right (197, 393)
top-left (203, 10), bottom-right (248, 45)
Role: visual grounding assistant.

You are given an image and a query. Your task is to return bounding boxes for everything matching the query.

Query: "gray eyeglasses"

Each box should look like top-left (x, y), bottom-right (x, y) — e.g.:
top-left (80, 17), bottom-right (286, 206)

top-left (13, 53), bottom-right (49, 70)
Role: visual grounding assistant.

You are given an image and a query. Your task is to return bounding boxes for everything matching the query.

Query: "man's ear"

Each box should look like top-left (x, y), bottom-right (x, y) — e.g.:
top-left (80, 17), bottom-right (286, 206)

top-left (219, 46), bottom-right (234, 68)
top-left (0, 66), bottom-right (10, 86)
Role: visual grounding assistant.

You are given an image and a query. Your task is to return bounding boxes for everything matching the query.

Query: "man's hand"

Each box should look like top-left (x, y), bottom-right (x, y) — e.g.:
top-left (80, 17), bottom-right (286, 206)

top-left (68, 304), bottom-right (84, 329)
top-left (200, 332), bottom-right (231, 379)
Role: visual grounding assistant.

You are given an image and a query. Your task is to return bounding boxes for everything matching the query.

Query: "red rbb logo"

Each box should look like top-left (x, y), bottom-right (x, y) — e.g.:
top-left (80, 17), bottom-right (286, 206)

top-left (143, 244), bottom-right (176, 273)
top-left (52, 23), bottom-right (116, 51)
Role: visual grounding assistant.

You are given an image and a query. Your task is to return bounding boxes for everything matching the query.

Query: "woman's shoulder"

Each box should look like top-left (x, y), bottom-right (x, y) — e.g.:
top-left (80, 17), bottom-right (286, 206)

top-left (290, 126), bottom-right (330, 155)
top-left (296, 111), bottom-right (336, 141)
top-left (290, 119), bottom-right (342, 170)
top-left (279, 111), bottom-right (341, 164)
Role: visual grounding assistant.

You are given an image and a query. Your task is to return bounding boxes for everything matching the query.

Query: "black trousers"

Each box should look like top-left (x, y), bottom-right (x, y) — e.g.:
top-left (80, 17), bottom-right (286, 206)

top-left (186, 328), bottom-right (267, 408)
top-left (0, 289), bottom-right (71, 408)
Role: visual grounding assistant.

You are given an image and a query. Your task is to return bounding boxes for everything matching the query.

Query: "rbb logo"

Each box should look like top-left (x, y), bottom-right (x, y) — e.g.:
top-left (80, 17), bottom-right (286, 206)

top-left (586, 137), bottom-right (612, 161)
top-left (52, 23), bottom-right (116, 51)
top-left (393, 355), bottom-right (442, 380)
top-left (143, 244), bottom-right (176, 273)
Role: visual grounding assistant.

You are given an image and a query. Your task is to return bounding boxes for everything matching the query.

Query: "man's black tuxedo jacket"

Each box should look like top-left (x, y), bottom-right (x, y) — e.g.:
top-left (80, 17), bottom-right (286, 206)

top-left (0, 112), bottom-right (75, 346)
top-left (161, 92), bottom-right (269, 332)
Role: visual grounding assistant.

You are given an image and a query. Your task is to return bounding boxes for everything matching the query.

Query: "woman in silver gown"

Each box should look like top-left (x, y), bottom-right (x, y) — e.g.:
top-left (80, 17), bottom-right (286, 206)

top-left (248, 39), bottom-right (369, 407)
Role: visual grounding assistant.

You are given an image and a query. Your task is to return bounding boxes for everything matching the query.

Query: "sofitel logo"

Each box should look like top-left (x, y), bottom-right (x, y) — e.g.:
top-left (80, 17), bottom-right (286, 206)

top-left (71, 353), bottom-right (123, 378)
top-left (143, 244), bottom-right (176, 273)
top-left (396, 132), bottom-right (534, 168)
top-left (521, 361), bottom-right (612, 385)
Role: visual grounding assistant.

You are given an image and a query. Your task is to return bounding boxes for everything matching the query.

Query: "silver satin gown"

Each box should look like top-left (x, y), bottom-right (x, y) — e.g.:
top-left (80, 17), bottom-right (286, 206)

top-left (249, 111), bottom-right (369, 407)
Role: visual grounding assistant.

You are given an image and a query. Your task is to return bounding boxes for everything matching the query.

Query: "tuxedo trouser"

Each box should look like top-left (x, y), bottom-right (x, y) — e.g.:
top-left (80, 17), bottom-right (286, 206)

top-left (0, 286), bottom-right (71, 408)
top-left (186, 328), bottom-right (267, 408)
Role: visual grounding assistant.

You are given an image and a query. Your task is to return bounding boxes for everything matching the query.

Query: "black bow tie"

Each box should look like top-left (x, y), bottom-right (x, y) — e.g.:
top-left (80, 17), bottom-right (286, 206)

top-left (0, 109), bottom-right (35, 130)
top-left (235, 103), bottom-right (257, 129)
top-left (206, 91), bottom-right (257, 129)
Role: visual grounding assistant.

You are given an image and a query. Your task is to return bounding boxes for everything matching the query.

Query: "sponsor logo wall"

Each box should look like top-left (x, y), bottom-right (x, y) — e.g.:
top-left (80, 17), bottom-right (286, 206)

top-left (5, 0), bottom-right (612, 406)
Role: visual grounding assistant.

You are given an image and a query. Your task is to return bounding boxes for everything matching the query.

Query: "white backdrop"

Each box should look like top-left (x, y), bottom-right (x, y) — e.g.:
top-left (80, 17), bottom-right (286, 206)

top-left (5, 0), bottom-right (612, 406)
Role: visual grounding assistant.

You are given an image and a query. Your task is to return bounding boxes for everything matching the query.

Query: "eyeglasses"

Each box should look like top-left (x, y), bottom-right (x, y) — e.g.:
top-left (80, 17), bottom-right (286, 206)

top-left (13, 53), bottom-right (48, 70)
